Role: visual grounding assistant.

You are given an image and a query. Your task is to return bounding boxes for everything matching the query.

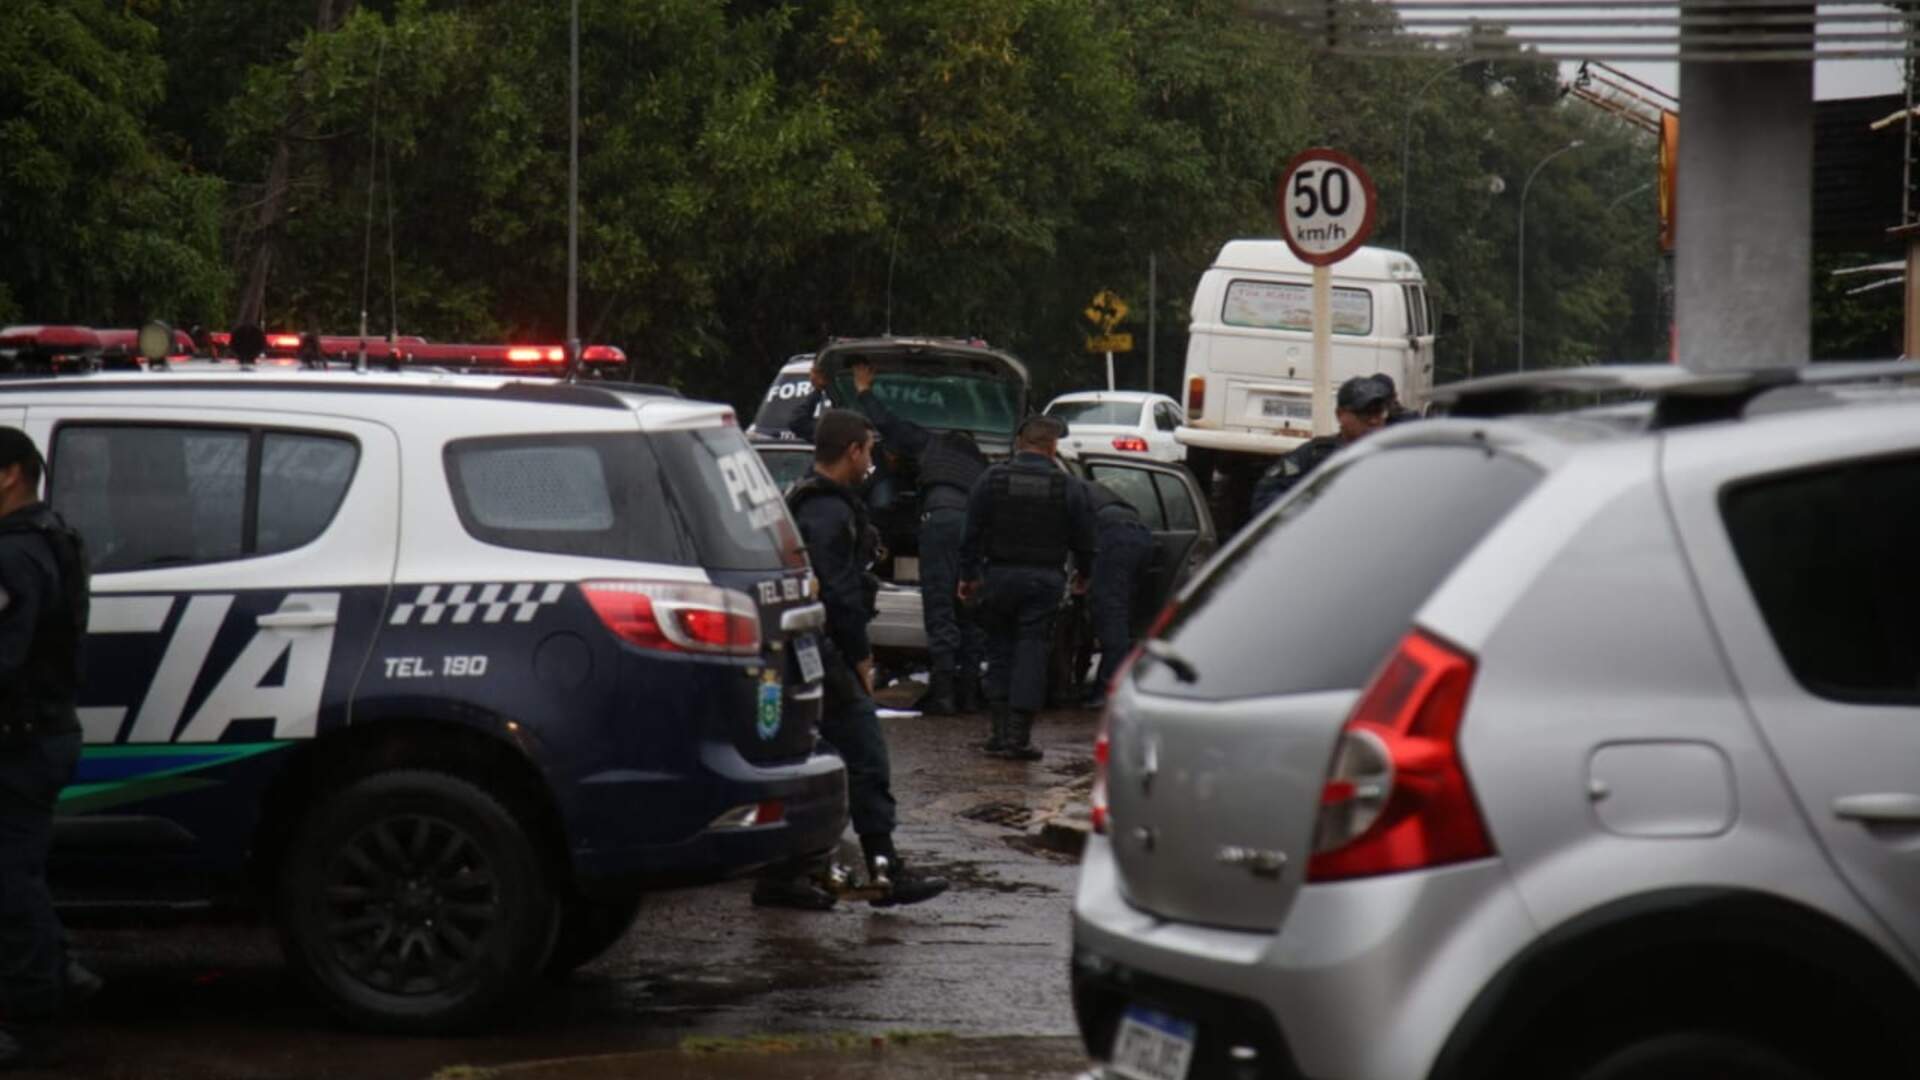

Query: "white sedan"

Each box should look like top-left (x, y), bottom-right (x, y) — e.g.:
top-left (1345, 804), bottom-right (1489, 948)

top-left (1043, 390), bottom-right (1187, 464)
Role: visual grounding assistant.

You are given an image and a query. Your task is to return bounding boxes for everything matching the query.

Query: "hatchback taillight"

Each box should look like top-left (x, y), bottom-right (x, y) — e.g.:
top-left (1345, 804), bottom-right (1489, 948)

top-left (1111, 436), bottom-right (1149, 453)
top-left (1091, 711), bottom-right (1112, 835)
top-left (1307, 629), bottom-right (1493, 882)
top-left (581, 580), bottom-right (761, 656)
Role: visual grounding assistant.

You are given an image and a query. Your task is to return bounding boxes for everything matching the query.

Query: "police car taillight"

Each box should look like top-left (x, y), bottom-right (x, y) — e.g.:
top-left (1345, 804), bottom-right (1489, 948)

top-left (1307, 630), bottom-right (1494, 882)
top-left (581, 580), bottom-right (761, 656)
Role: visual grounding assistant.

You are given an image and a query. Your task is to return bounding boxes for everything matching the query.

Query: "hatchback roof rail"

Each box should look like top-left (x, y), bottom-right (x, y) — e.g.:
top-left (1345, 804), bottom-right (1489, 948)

top-left (1431, 361), bottom-right (1920, 428)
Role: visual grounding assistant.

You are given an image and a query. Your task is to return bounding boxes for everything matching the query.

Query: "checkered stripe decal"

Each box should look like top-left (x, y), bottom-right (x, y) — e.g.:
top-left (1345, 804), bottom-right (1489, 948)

top-left (389, 583), bottom-right (566, 626)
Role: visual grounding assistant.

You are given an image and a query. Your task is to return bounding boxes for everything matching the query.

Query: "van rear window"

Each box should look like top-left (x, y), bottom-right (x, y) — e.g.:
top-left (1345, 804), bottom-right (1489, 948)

top-left (1138, 446), bottom-right (1537, 700)
top-left (1222, 279), bottom-right (1373, 336)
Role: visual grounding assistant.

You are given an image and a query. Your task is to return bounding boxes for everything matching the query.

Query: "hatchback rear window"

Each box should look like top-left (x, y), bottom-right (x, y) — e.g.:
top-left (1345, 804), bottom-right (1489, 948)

top-left (1048, 400), bottom-right (1143, 427)
top-left (1138, 446), bottom-right (1539, 700)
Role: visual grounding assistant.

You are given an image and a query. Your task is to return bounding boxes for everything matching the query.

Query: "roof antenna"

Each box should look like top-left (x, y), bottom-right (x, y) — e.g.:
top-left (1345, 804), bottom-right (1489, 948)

top-left (883, 215), bottom-right (901, 337)
top-left (562, 0), bottom-right (583, 383)
top-left (383, 139), bottom-right (401, 370)
top-left (356, 35), bottom-right (387, 375)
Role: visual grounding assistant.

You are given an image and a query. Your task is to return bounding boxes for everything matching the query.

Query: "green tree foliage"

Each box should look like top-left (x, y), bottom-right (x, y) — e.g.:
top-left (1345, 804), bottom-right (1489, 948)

top-left (0, 0), bottom-right (226, 326)
top-left (17, 0), bottom-right (1795, 410)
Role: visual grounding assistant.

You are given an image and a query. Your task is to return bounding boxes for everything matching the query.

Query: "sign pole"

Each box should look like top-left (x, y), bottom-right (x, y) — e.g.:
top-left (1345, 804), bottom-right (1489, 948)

top-left (1106, 350), bottom-right (1116, 391)
top-left (1311, 265), bottom-right (1333, 436)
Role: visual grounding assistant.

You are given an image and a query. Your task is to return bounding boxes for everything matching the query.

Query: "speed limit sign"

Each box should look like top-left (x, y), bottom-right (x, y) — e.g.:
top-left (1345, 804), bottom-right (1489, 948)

top-left (1277, 148), bottom-right (1377, 266)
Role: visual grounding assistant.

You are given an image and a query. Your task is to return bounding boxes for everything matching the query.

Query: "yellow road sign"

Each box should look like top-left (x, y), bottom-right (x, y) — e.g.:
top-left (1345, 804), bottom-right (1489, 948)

top-left (1085, 332), bottom-right (1134, 353)
top-left (1084, 289), bottom-right (1129, 333)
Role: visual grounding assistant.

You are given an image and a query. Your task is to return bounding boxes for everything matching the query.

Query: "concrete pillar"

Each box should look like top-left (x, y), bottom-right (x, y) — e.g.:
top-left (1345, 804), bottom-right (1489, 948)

top-left (1675, 3), bottom-right (1814, 371)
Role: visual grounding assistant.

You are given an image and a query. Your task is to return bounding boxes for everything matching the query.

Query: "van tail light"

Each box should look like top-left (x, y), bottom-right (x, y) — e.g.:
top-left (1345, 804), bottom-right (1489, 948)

top-left (1111, 436), bottom-right (1149, 453)
top-left (1307, 629), bottom-right (1493, 882)
top-left (1187, 377), bottom-right (1206, 415)
top-left (581, 580), bottom-right (761, 656)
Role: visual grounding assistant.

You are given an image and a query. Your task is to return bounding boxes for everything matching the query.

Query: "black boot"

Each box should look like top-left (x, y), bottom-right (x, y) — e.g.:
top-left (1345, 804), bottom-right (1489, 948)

top-left (861, 835), bottom-right (949, 907)
top-left (954, 668), bottom-right (981, 713)
top-left (979, 703), bottom-right (1009, 755)
top-left (913, 670), bottom-right (957, 716)
top-left (999, 711), bottom-right (1043, 761)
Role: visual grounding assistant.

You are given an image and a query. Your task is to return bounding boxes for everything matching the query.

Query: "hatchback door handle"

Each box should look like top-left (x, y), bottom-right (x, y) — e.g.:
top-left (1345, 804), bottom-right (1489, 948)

top-left (1833, 793), bottom-right (1920, 824)
top-left (256, 610), bottom-right (337, 630)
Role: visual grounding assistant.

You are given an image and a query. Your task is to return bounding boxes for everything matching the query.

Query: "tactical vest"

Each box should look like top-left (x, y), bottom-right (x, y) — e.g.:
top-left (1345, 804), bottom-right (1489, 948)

top-left (0, 505), bottom-right (89, 743)
top-left (986, 467), bottom-right (1071, 567)
top-left (786, 475), bottom-right (881, 613)
top-left (917, 432), bottom-right (987, 499)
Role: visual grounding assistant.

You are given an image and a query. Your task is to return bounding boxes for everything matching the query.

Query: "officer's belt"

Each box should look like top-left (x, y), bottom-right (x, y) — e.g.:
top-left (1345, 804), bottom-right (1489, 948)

top-left (922, 485), bottom-right (970, 512)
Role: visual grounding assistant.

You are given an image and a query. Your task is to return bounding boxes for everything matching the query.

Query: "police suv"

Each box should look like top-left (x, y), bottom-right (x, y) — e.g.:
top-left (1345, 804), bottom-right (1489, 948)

top-left (13, 357), bottom-right (846, 1032)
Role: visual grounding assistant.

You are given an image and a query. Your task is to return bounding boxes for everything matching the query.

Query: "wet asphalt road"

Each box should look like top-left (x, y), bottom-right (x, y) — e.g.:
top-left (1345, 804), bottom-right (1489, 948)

top-left (47, 692), bottom-right (1103, 1079)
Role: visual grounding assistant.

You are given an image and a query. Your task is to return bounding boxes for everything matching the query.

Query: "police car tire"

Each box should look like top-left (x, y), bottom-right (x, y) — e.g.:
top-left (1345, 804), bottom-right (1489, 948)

top-left (277, 769), bottom-right (556, 1034)
top-left (542, 894), bottom-right (645, 978)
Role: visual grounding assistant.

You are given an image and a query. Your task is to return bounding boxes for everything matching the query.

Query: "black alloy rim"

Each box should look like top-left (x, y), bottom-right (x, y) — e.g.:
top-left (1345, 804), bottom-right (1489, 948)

top-left (322, 813), bottom-right (500, 995)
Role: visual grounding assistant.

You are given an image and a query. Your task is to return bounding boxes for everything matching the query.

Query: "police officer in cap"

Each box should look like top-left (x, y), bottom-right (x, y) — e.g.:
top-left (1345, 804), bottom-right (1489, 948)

top-left (841, 360), bottom-right (989, 715)
top-left (958, 416), bottom-right (1096, 761)
top-left (0, 428), bottom-right (95, 1067)
top-left (1081, 477), bottom-right (1153, 710)
top-left (753, 409), bottom-right (948, 910)
top-left (1248, 375), bottom-right (1390, 517)
top-left (1372, 372), bottom-right (1418, 426)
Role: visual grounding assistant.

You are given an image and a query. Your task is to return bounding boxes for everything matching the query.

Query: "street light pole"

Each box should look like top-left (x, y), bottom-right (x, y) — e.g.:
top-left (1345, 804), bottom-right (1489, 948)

top-left (1399, 57), bottom-right (1475, 253)
top-left (1517, 139), bottom-right (1586, 372)
top-left (565, 0), bottom-right (580, 379)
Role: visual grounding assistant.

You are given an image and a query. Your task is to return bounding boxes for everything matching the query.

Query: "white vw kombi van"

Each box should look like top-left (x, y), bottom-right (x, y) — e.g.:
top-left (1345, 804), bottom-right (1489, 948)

top-left (1175, 240), bottom-right (1435, 516)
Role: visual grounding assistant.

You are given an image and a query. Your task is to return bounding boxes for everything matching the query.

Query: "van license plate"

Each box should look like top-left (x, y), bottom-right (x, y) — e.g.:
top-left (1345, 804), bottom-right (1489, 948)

top-left (1110, 1007), bottom-right (1195, 1080)
top-left (1260, 396), bottom-right (1306, 419)
top-left (795, 636), bottom-right (824, 683)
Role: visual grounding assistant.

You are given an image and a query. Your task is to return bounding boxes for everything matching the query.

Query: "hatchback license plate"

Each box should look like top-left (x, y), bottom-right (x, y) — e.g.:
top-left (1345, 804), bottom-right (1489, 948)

top-left (795, 636), bottom-right (824, 683)
top-left (1110, 1007), bottom-right (1195, 1080)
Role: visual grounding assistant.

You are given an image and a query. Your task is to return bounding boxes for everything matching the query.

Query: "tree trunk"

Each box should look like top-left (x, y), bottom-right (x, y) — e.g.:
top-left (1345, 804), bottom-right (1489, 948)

top-left (232, 0), bottom-right (356, 328)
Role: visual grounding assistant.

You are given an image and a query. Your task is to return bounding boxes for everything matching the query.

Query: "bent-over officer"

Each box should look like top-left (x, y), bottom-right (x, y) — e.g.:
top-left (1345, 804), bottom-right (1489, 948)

top-left (1082, 477), bottom-right (1153, 710)
top-left (0, 428), bottom-right (93, 1068)
top-left (958, 416), bottom-right (1095, 761)
top-left (752, 409), bottom-right (948, 911)
top-left (844, 360), bottom-right (989, 715)
top-left (1248, 375), bottom-right (1390, 518)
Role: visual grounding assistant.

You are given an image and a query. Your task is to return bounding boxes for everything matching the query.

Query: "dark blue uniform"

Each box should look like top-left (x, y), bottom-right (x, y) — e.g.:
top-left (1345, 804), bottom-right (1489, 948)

top-left (784, 477), bottom-right (894, 842)
top-left (1249, 435), bottom-right (1342, 518)
top-left (0, 503), bottom-right (88, 1039)
top-left (851, 390), bottom-right (988, 707)
top-left (1084, 481), bottom-right (1154, 704)
top-left (961, 453), bottom-right (1095, 737)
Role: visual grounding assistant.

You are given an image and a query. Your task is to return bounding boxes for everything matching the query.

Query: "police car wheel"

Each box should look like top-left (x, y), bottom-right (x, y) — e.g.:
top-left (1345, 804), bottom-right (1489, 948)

top-left (543, 894), bottom-right (645, 978)
top-left (277, 769), bottom-right (556, 1034)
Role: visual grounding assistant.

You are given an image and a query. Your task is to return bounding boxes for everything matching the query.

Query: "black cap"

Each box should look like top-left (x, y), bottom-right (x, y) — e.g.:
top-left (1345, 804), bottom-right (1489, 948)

top-left (1336, 376), bottom-right (1391, 414)
top-left (1369, 372), bottom-right (1398, 399)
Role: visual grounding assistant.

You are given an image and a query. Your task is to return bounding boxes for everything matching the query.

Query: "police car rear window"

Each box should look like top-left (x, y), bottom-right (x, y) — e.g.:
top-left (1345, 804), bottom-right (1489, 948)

top-left (751, 371), bottom-right (815, 439)
top-left (1138, 445), bottom-right (1538, 700)
top-left (445, 433), bottom-right (686, 563)
top-left (649, 427), bottom-right (806, 572)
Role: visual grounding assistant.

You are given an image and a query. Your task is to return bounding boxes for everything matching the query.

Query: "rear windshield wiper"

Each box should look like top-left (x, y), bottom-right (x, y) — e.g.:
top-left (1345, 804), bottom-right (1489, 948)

top-left (1143, 639), bottom-right (1197, 684)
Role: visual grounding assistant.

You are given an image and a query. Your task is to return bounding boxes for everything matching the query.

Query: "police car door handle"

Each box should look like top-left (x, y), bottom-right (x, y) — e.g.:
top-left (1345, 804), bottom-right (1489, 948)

top-left (256, 610), bottom-right (338, 630)
top-left (1833, 793), bottom-right (1920, 824)
top-left (781, 603), bottom-right (827, 634)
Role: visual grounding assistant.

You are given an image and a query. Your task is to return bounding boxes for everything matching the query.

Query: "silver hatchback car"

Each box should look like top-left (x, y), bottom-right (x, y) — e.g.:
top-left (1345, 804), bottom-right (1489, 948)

top-left (1073, 365), bottom-right (1920, 1080)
